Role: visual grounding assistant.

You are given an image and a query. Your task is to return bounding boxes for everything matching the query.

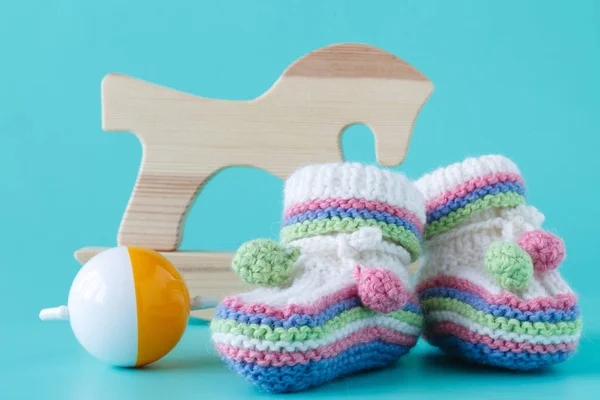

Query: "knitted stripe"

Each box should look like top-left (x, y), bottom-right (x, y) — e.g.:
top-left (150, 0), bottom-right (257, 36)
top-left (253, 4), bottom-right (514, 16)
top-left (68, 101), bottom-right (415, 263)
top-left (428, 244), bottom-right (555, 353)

top-left (416, 276), bottom-right (578, 311)
top-left (418, 287), bottom-right (580, 322)
top-left (427, 335), bottom-right (573, 371)
top-left (426, 181), bottom-right (526, 223)
top-left (427, 322), bottom-right (578, 354)
top-left (420, 298), bottom-right (581, 336)
top-left (280, 218), bottom-right (421, 261)
top-left (215, 298), bottom-right (421, 328)
top-left (211, 309), bottom-right (424, 341)
top-left (223, 286), bottom-right (359, 318)
top-left (285, 197), bottom-right (425, 232)
top-left (216, 297), bottom-right (361, 328)
top-left (425, 311), bottom-right (581, 343)
top-left (212, 320), bottom-right (422, 352)
top-left (424, 192), bottom-right (526, 238)
top-left (283, 207), bottom-right (423, 241)
top-left (214, 326), bottom-right (417, 367)
top-left (415, 155), bottom-right (520, 202)
top-left (224, 285), bottom-right (420, 319)
top-left (222, 341), bottom-right (409, 393)
top-left (283, 163), bottom-right (424, 218)
top-left (425, 172), bottom-right (525, 212)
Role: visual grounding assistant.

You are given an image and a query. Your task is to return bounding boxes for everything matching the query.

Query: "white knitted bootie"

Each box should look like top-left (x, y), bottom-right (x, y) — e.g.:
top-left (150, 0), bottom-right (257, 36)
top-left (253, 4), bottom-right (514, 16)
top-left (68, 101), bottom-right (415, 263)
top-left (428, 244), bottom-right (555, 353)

top-left (210, 162), bottom-right (426, 392)
top-left (414, 155), bottom-right (581, 370)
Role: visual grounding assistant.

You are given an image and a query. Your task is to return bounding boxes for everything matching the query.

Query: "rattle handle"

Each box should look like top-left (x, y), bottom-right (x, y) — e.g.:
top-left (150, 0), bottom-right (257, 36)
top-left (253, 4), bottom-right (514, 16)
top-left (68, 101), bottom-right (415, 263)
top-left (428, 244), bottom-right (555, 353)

top-left (39, 306), bottom-right (70, 321)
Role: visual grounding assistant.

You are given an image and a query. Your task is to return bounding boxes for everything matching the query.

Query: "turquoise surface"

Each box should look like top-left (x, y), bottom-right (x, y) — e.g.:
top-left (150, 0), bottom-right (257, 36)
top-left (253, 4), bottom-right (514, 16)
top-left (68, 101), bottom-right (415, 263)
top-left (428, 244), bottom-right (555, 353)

top-left (1, 0), bottom-right (599, 398)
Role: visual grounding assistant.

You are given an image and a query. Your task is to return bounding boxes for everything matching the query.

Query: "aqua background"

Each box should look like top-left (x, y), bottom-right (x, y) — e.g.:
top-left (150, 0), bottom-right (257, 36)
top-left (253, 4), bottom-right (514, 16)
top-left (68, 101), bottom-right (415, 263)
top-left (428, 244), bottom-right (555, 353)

top-left (1, 0), bottom-right (599, 398)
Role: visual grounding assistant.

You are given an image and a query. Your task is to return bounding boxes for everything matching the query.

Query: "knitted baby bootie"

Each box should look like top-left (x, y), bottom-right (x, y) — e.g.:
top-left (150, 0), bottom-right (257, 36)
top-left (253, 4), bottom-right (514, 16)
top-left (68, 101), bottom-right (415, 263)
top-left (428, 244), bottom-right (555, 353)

top-left (210, 162), bottom-right (426, 392)
top-left (414, 155), bottom-right (581, 370)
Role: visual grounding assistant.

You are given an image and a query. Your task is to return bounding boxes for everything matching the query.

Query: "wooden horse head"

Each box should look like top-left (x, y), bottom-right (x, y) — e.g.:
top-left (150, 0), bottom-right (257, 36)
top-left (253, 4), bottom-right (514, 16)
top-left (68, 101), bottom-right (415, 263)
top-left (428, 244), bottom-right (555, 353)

top-left (75, 43), bottom-right (433, 318)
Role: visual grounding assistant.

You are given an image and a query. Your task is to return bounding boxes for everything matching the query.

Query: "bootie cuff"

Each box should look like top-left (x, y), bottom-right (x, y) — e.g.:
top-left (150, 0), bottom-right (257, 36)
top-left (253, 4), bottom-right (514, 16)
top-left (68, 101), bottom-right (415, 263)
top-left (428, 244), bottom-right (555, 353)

top-left (415, 155), bottom-right (527, 239)
top-left (281, 163), bottom-right (426, 261)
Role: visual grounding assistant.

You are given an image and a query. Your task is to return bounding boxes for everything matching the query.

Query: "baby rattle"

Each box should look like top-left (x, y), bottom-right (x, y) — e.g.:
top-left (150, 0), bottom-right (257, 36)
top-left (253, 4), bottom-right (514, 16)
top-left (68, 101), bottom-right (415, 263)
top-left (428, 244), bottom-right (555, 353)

top-left (39, 246), bottom-right (217, 367)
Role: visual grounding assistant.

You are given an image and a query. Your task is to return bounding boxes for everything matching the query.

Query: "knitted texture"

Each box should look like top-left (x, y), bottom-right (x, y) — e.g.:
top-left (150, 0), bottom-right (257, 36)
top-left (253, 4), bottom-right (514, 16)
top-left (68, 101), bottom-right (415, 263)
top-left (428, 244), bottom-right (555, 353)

top-left (353, 265), bottom-right (409, 313)
top-left (415, 156), bottom-right (526, 239)
top-left (211, 162), bottom-right (426, 392)
top-left (414, 155), bottom-right (581, 370)
top-left (232, 239), bottom-right (300, 285)
top-left (484, 242), bottom-right (533, 292)
top-left (518, 230), bottom-right (566, 272)
top-left (281, 163), bottom-right (425, 262)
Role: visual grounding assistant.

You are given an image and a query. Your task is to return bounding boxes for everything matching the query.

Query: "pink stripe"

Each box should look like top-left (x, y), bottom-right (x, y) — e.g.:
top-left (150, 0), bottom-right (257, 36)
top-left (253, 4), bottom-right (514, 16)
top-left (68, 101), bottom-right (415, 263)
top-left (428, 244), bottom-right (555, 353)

top-left (427, 322), bottom-right (578, 354)
top-left (215, 326), bottom-right (418, 367)
top-left (283, 197), bottom-right (424, 233)
top-left (223, 285), bottom-right (419, 319)
top-left (416, 275), bottom-right (577, 311)
top-left (426, 172), bottom-right (525, 212)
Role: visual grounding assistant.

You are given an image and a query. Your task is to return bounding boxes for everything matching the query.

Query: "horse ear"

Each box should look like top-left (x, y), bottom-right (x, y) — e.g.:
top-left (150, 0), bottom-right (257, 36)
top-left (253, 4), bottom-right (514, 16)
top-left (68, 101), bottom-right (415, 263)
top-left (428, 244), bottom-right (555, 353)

top-left (280, 43), bottom-right (434, 167)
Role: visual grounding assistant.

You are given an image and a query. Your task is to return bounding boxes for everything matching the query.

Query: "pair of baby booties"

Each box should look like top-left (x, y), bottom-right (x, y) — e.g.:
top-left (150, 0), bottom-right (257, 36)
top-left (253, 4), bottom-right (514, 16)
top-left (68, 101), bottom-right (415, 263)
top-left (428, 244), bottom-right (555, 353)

top-left (209, 155), bottom-right (582, 393)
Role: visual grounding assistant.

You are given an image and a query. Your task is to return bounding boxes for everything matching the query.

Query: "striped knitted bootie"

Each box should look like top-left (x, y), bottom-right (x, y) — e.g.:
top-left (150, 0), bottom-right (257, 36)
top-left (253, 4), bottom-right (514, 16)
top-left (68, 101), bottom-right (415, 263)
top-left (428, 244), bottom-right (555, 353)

top-left (414, 155), bottom-right (581, 370)
top-left (210, 162), bottom-right (426, 393)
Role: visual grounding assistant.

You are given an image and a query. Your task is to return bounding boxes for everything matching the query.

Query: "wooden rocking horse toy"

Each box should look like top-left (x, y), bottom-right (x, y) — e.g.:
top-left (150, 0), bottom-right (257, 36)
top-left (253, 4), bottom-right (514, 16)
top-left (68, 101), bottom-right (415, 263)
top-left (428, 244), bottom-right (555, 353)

top-left (74, 43), bottom-right (433, 318)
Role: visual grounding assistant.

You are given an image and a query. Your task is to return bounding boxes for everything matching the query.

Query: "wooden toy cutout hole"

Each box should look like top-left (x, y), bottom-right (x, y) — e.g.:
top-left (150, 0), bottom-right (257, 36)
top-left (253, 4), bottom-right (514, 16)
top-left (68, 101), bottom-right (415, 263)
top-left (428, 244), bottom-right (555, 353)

top-left (340, 123), bottom-right (380, 163)
top-left (74, 43), bottom-right (434, 318)
top-left (180, 166), bottom-right (283, 251)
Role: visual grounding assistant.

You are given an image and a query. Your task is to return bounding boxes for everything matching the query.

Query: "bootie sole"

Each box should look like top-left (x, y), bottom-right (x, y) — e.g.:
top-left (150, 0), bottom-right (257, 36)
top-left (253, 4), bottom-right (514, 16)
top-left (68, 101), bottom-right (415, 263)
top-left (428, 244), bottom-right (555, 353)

top-left (417, 275), bottom-right (581, 371)
top-left (211, 286), bottom-right (423, 392)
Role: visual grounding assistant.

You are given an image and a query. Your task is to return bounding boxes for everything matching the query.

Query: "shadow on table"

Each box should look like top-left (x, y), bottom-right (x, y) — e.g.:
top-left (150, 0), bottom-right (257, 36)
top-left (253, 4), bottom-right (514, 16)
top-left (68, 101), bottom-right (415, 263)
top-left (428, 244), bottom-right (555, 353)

top-left (188, 317), bottom-right (211, 327)
top-left (116, 319), bottom-right (222, 372)
top-left (135, 355), bottom-right (224, 372)
top-left (419, 351), bottom-right (561, 377)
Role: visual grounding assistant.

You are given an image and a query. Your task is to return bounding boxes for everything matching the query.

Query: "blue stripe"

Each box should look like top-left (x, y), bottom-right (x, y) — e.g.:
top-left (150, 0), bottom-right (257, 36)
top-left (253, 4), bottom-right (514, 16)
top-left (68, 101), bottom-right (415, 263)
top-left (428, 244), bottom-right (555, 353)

top-left (215, 298), bottom-right (421, 329)
top-left (418, 287), bottom-right (580, 322)
top-left (222, 341), bottom-right (410, 393)
top-left (428, 335), bottom-right (574, 371)
top-left (427, 181), bottom-right (526, 223)
top-left (282, 207), bottom-right (422, 240)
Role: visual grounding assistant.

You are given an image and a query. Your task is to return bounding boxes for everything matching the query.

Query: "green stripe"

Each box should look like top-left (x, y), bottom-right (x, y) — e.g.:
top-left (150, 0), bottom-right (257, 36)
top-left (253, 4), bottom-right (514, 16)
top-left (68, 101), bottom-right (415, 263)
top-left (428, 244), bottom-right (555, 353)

top-left (210, 306), bottom-right (423, 341)
top-left (421, 297), bottom-right (582, 336)
top-left (280, 217), bottom-right (421, 261)
top-left (425, 192), bottom-right (526, 239)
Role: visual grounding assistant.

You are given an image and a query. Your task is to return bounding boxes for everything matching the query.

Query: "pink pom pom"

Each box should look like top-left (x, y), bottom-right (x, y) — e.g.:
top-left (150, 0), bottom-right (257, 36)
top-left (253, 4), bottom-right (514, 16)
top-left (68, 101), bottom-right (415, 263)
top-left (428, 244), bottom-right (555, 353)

top-left (517, 230), bottom-right (566, 272)
top-left (352, 265), bottom-right (408, 313)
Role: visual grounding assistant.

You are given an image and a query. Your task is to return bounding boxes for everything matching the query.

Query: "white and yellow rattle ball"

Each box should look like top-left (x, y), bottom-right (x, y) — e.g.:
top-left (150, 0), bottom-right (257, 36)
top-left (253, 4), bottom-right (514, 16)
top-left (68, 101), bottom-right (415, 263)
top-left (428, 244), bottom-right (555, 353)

top-left (40, 246), bottom-right (217, 367)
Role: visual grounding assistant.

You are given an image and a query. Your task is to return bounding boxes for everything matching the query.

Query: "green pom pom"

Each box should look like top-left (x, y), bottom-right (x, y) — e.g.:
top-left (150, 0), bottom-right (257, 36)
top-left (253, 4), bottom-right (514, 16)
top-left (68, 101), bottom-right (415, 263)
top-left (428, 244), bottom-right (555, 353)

top-left (484, 241), bottom-right (533, 292)
top-left (232, 239), bottom-right (300, 286)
